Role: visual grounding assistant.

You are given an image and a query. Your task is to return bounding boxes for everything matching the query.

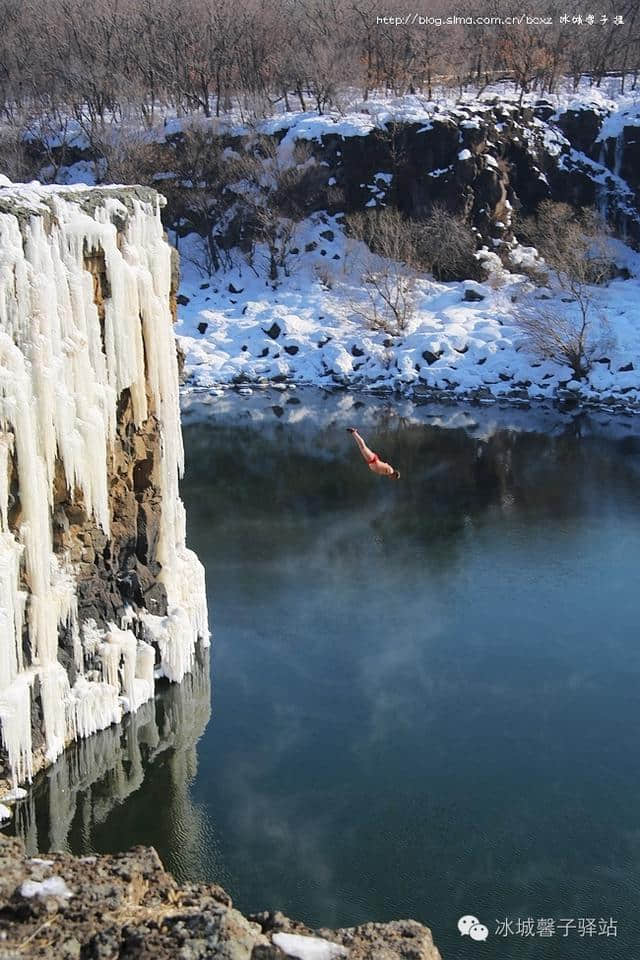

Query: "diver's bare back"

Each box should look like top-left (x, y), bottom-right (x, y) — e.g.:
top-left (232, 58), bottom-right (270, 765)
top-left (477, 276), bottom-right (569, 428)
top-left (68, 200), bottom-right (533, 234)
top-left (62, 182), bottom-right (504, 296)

top-left (347, 428), bottom-right (400, 479)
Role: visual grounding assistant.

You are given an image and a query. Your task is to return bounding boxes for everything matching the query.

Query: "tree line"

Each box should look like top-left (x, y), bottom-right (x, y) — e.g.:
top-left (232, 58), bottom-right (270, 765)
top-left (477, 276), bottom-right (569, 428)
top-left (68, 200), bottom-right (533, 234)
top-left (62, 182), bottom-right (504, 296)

top-left (0, 0), bottom-right (638, 146)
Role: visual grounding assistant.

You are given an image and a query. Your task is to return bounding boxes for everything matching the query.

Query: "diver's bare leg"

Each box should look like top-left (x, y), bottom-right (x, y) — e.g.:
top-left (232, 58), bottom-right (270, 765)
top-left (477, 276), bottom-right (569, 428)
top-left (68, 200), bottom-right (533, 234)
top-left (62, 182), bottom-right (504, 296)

top-left (348, 428), bottom-right (375, 464)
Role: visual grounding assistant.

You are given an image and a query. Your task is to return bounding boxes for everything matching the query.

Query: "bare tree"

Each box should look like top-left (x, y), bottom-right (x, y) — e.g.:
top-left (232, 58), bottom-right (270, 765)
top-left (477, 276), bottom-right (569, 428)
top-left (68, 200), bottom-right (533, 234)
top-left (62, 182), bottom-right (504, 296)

top-left (517, 201), bottom-right (615, 378)
top-left (232, 137), bottom-right (324, 282)
top-left (347, 209), bottom-right (418, 334)
top-left (0, 0), bottom-right (636, 159)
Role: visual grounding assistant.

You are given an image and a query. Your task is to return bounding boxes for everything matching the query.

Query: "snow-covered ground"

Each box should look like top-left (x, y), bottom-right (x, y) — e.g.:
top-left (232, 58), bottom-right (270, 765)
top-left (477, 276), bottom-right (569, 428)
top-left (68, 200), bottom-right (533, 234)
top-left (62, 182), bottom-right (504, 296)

top-left (21, 80), bottom-right (640, 412)
top-left (176, 214), bottom-right (640, 411)
top-left (36, 78), bottom-right (640, 186)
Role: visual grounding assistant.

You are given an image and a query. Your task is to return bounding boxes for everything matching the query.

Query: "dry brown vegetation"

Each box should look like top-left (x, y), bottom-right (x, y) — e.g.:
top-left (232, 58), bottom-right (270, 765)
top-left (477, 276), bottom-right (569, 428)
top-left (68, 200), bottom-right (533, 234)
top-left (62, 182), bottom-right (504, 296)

top-left (516, 201), bottom-right (615, 378)
top-left (347, 209), bottom-right (418, 334)
top-left (346, 205), bottom-right (480, 333)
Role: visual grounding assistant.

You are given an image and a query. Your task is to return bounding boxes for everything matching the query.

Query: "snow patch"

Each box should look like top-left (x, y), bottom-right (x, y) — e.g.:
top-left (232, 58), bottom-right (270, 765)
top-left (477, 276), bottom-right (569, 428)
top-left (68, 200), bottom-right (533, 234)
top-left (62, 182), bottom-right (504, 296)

top-left (20, 876), bottom-right (72, 900)
top-left (272, 933), bottom-right (348, 960)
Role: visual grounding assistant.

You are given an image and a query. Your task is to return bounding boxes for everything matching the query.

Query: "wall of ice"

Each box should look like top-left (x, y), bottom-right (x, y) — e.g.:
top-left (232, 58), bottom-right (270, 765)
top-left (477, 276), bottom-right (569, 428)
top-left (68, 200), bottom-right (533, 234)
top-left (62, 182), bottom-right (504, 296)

top-left (0, 182), bottom-right (208, 794)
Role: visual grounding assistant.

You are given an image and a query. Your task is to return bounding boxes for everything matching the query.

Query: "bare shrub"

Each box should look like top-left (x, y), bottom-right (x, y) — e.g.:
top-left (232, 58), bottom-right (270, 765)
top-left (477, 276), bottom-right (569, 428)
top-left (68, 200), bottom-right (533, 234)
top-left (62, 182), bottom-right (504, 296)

top-left (347, 209), bottom-right (417, 334)
top-left (413, 203), bottom-right (480, 281)
top-left (162, 125), bottom-right (236, 275)
top-left (0, 126), bottom-right (38, 182)
top-left (516, 201), bottom-right (615, 378)
top-left (518, 304), bottom-right (610, 380)
top-left (97, 128), bottom-right (164, 185)
top-left (20, 110), bottom-right (77, 183)
top-left (348, 208), bottom-right (416, 264)
top-left (314, 263), bottom-right (335, 289)
top-left (251, 206), bottom-right (298, 282)
top-left (518, 201), bottom-right (615, 290)
top-left (231, 137), bottom-right (315, 282)
top-left (346, 205), bottom-right (479, 334)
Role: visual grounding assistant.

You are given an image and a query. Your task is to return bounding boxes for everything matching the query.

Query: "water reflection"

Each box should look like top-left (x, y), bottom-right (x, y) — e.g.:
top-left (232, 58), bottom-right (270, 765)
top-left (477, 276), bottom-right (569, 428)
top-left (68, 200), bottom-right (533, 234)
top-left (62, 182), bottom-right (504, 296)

top-left (11, 644), bottom-right (213, 881)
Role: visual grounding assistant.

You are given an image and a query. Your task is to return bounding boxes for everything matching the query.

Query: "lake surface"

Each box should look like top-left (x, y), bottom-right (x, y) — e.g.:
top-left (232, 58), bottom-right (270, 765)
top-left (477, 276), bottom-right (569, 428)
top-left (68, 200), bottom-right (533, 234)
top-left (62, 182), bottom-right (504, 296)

top-left (10, 390), bottom-right (640, 959)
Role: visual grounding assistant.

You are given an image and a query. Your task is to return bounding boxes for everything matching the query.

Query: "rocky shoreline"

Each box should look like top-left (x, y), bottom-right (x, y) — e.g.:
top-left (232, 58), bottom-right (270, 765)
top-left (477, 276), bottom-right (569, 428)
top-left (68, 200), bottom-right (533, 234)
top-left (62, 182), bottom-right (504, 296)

top-left (0, 833), bottom-right (442, 960)
top-left (190, 377), bottom-right (640, 418)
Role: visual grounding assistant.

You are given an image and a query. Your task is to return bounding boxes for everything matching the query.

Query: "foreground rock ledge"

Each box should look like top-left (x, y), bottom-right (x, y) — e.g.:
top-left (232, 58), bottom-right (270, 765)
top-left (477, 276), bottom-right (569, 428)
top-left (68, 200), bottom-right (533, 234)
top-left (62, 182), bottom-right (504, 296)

top-left (0, 834), bottom-right (442, 960)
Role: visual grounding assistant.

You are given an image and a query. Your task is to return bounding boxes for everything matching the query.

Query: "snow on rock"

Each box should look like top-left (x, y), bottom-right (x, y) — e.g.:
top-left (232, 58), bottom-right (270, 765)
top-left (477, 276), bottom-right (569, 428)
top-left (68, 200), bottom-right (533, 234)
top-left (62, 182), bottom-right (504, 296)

top-left (20, 876), bottom-right (73, 900)
top-left (0, 183), bottom-right (208, 793)
top-left (3, 786), bottom-right (27, 802)
top-left (596, 101), bottom-right (640, 143)
top-left (0, 675), bottom-right (34, 788)
top-left (272, 933), bottom-right (348, 960)
top-left (176, 215), bottom-right (640, 410)
top-left (1, 837), bottom-right (443, 959)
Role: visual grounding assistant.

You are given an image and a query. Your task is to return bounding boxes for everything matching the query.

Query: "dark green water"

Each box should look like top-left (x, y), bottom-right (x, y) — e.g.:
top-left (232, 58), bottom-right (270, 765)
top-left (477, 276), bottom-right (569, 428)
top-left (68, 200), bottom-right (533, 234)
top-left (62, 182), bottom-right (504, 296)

top-left (11, 392), bottom-right (640, 959)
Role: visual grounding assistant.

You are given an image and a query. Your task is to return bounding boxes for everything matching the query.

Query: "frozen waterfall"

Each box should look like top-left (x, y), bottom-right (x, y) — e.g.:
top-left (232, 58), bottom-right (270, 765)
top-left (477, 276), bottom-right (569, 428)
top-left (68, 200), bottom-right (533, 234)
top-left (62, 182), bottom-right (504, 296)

top-left (0, 183), bottom-right (208, 793)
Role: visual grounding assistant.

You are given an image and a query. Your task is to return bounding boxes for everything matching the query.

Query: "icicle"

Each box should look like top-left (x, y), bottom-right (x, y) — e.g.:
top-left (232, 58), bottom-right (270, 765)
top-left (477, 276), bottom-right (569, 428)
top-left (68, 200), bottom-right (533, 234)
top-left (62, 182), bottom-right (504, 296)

top-left (49, 556), bottom-right (82, 672)
top-left (100, 636), bottom-right (121, 690)
top-left (117, 628), bottom-right (138, 713)
top-left (0, 432), bottom-right (11, 530)
top-left (72, 676), bottom-right (121, 740)
top-left (39, 662), bottom-right (72, 763)
top-left (123, 199), bottom-right (209, 651)
top-left (0, 673), bottom-right (34, 789)
top-left (0, 533), bottom-right (26, 685)
top-left (614, 132), bottom-right (624, 178)
top-left (135, 639), bottom-right (155, 704)
top-left (100, 627), bottom-right (153, 714)
top-left (140, 610), bottom-right (196, 684)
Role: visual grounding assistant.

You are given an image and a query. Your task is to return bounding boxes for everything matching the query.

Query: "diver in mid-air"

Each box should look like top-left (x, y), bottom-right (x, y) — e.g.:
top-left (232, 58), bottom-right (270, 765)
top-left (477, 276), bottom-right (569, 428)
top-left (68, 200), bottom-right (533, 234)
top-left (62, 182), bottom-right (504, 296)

top-left (347, 428), bottom-right (400, 479)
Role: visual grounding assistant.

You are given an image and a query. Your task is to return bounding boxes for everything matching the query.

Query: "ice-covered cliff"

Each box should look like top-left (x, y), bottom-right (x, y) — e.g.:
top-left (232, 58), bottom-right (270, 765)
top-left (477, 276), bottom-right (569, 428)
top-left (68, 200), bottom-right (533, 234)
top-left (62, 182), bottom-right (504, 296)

top-left (0, 182), bottom-right (208, 795)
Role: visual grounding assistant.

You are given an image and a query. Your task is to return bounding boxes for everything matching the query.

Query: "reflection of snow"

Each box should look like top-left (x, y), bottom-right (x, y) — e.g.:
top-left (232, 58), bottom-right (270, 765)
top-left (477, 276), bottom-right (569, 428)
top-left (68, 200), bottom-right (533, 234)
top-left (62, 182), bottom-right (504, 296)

top-left (182, 382), bottom-right (640, 449)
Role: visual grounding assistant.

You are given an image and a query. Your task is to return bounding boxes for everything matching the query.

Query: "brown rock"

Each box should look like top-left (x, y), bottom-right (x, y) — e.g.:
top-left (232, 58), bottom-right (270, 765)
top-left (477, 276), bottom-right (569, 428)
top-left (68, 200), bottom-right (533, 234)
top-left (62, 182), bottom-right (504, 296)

top-left (0, 836), bottom-right (443, 960)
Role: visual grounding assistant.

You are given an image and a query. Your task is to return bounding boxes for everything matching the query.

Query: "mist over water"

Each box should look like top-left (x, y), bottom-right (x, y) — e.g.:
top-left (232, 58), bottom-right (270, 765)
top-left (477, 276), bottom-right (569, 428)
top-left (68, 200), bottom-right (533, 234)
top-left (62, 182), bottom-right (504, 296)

top-left (13, 391), bottom-right (640, 960)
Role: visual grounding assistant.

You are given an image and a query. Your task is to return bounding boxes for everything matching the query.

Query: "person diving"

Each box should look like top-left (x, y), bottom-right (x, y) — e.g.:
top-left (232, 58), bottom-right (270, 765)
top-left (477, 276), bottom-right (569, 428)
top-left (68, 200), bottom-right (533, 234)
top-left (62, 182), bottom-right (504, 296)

top-left (347, 428), bottom-right (400, 479)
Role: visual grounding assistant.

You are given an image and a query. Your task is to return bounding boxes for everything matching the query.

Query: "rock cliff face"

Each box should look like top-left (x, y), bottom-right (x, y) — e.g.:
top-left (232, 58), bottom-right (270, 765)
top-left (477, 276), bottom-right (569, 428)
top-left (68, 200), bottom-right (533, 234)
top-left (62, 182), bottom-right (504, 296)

top-left (0, 833), bottom-right (443, 960)
top-left (286, 99), bottom-right (640, 246)
top-left (0, 184), bottom-right (208, 796)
